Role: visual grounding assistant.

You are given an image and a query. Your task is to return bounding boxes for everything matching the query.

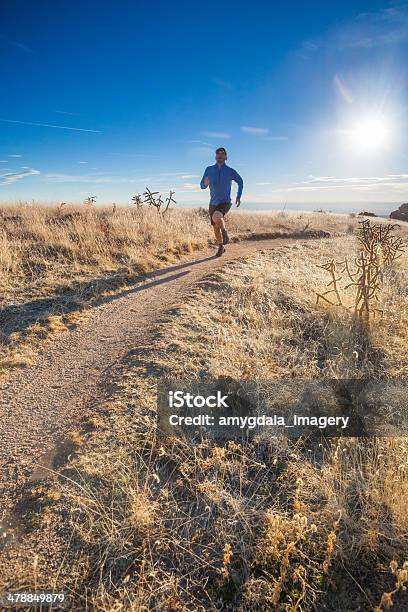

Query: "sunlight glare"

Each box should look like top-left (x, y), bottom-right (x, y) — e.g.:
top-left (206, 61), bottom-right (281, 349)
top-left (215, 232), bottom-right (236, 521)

top-left (348, 116), bottom-right (389, 153)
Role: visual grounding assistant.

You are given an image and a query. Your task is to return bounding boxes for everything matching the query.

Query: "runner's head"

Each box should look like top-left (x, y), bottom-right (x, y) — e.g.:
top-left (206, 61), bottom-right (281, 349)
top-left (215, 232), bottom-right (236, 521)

top-left (215, 147), bottom-right (227, 164)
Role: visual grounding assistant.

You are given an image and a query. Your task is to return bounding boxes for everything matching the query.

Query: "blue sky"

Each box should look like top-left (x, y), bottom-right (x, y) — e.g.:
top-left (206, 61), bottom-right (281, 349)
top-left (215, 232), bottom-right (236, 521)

top-left (1, 0), bottom-right (408, 213)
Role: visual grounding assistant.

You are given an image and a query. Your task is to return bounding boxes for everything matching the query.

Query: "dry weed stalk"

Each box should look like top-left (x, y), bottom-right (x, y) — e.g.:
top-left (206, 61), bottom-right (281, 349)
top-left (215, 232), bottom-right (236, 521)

top-left (316, 220), bottom-right (405, 321)
top-left (220, 543), bottom-right (233, 578)
top-left (55, 202), bottom-right (67, 218)
top-left (374, 560), bottom-right (408, 611)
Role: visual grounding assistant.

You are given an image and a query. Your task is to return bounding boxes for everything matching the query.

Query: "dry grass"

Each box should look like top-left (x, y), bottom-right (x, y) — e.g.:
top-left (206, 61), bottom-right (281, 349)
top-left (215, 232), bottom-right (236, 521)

top-left (0, 203), bottom-right (353, 374)
top-left (0, 203), bottom-right (354, 303)
top-left (1, 225), bottom-right (408, 610)
top-left (0, 204), bottom-right (209, 301)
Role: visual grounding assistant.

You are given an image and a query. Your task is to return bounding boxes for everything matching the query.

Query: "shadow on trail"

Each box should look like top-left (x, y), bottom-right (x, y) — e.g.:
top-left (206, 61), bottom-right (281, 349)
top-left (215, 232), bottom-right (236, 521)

top-left (0, 254), bottom-right (217, 342)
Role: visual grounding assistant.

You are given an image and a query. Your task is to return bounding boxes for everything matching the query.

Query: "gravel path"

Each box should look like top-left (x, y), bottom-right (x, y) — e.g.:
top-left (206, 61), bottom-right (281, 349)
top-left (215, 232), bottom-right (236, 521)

top-left (0, 239), bottom-right (292, 514)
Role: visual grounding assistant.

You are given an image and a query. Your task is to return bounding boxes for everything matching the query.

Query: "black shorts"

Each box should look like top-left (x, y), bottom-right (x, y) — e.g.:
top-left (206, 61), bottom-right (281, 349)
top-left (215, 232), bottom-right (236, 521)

top-left (209, 202), bottom-right (232, 226)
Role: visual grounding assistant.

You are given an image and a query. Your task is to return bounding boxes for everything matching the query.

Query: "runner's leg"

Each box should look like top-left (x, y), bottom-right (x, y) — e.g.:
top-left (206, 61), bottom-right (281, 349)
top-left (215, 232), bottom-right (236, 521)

top-left (208, 205), bottom-right (221, 244)
top-left (211, 210), bottom-right (224, 245)
top-left (218, 204), bottom-right (231, 244)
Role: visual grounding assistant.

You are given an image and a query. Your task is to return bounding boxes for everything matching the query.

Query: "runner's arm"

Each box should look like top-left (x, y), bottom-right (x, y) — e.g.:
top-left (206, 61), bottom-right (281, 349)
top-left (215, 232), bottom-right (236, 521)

top-left (200, 167), bottom-right (210, 189)
top-left (232, 169), bottom-right (243, 198)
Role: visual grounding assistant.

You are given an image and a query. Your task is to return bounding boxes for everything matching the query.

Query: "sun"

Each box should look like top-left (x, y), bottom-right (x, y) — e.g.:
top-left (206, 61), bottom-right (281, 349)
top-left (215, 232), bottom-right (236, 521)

top-left (348, 116), bottom-right (389, 153)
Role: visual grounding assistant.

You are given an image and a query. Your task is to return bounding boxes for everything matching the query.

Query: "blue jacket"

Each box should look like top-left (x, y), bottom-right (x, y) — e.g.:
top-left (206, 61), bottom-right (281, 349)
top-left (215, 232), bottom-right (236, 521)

top-left (200, 163), bottom-right (243, 205)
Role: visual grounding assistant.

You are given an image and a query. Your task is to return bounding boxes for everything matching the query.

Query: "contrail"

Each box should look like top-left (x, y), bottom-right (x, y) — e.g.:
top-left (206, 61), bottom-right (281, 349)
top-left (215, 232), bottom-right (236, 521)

top-left (0, 119), bottom-right (101, 133)
top-left (0, 34), bottom-right (34, 54)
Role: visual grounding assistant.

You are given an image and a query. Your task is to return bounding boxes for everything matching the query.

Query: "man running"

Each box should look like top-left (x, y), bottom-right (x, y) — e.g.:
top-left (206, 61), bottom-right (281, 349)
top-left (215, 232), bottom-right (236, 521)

top-left (200, 147), bottom-right (243, 256)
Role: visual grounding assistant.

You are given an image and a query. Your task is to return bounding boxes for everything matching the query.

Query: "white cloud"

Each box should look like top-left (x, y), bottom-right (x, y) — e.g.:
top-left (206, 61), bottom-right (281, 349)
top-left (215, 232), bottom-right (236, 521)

top-left (78, 161), bottom-right (88, 164)
top-left (130, 153), bottom-right (157, 158)
top-left (241, 126), bottom-right (269, 136)
top-left (43, 173), bottom-right (140, 184)
top-left (255, 173), bottom-right (408, 197)
top-left (43, 173), bottom-right (160, 185)
top-left (283, 184), bottom-right (356, 192)
top-left (54, 110), bottom-right (80, 116)
top-left (213, 78), bottom-right (233, 89)
top-left (187, 140), bottom-right (214, 146)
top-left (202, 131), bottom-right (231, 139)
top-left (305, 175), bottom-right (408, 185)
top-left (155, 172), bottom-right (200, 180)
top-left (179, 183), bottom-right (201, 191)
top-left (0, 166), bottom-right (40, 185)
top-left (270, 174), bottom-right (408, 192)
top-left (285, 182), bottom-right (408, 193)
top-left (264, 136), bottom-right (289, 141)
top-left (310, 7), bottom-right (408, 52)
top-left (188, 146), bottom-right (214, 157)
top-left (341, 7), bottom-right (408, 49)
top-left (305, 175), bottom-right (335, 182)
top-left (9, 154), bottom-right (22, 158)
top-left (295, 7), bottom-right (408, 65)
top-left (158, 172), bottom-right (190, 177)
top-left (302, 41), bottom-right (319, 52)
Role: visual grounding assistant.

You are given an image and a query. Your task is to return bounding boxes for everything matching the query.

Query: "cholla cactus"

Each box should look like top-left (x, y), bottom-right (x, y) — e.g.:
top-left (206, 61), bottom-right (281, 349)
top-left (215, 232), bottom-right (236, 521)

top-left (316, 220), bottom-right (405, 322)
top-left (142, 188), bottom-right (177, 215)
top-left (143, 187), bottom-right (160, 208)
top-left (357, 219), bottom-right (404, 266)
top-left (163, 190), bottom-right (176, 215)
top-left (84, 195), bottom-right (97, 207)
top-left (131, 194), bottom-right (143, 208)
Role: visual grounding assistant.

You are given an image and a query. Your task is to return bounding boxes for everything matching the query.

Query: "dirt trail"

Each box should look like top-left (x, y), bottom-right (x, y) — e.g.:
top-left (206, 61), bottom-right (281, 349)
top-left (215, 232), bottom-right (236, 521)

top-left (0, 238), bottom-right (293, 512)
